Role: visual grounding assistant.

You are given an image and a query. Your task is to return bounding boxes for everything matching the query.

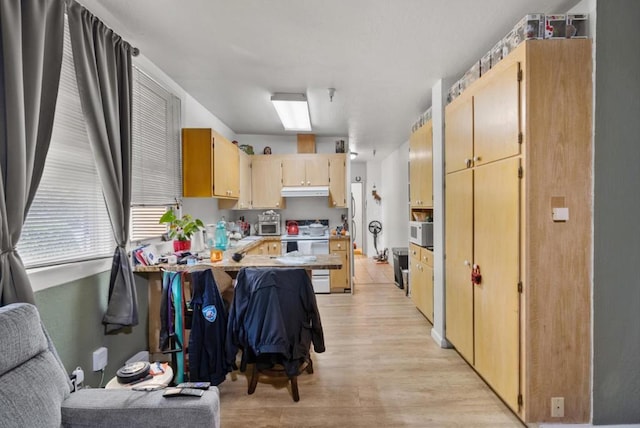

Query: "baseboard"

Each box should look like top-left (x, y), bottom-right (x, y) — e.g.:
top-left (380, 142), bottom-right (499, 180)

top-left (430, 328), bottom-right (452, 349)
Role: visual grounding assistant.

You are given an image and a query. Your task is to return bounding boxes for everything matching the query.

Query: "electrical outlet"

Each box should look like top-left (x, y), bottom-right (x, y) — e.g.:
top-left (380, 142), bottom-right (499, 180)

top-left (92, 347), bottom-right (108, 371)
top-left (551, 397), bottom-right (564, 417)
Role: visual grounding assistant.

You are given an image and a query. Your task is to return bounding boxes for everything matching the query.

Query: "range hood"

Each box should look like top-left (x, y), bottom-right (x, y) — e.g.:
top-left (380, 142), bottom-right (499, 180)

top-left (281, 186), bottom-right (330, 198)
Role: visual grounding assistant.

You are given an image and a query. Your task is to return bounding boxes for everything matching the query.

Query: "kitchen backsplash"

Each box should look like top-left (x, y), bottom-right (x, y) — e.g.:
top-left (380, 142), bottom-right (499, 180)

top-left (181, 196), bottom-right (347, 235)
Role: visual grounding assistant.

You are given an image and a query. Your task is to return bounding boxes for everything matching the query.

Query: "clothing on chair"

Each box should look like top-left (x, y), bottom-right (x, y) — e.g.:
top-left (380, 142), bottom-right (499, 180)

top-left (226, 268), bottom-right (325, 377)
top-left (189, 269), bottom-right (231, 386)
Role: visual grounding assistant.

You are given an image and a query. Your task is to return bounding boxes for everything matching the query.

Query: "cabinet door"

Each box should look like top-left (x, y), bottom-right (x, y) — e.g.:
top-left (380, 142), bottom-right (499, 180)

top-left (423, 263), bottom-right (434, 323)
top-left (237, 150), bottom-right (251, 209)
top-left (266, 241), bottom-right (281, 255)
top-left (182, 128), bottom-right (213, 197)
top-left (445, 169), bottom-right (474, 363)
top-left (251, 156), bottom-right (284, 209)
top-left (282, 156), bottom-right (306, 186)
top-left (213, 133), bottom-right (239, 198)
top-left (330, 249), bottom-right (349, 291)
top-left (445, 95), bottom-right (473, 174)
top-left (329, 155), bottom-right (346, 208)
top-left (473, 158), bottom-right (520, 411)
top-left (474, 62), bottom-right (521, 165)
top-left (409, 127), bottom-right (423, 207)
top-left (305, 156), bottom-right (329, 186)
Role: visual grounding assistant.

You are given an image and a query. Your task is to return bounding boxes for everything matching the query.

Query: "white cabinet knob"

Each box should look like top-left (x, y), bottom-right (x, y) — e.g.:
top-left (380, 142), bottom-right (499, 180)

top-left (464, 260), bottom-right (471, 267)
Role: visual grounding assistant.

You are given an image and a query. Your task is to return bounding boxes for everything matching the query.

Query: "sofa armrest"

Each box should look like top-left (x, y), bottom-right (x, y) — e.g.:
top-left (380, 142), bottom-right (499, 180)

top-left (61, 387), bottom-right (220, 428)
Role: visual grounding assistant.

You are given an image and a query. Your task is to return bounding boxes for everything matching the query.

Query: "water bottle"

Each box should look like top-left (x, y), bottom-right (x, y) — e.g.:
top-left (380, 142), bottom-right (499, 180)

top-left (214, 220), bottom-right (228, 250)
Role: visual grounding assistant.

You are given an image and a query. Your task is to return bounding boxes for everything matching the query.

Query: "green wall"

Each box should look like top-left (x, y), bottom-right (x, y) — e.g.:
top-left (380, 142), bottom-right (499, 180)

top-left (34, 272), bottom-right (149, 388)
top-left (593, 0), bottom-right (640, 424)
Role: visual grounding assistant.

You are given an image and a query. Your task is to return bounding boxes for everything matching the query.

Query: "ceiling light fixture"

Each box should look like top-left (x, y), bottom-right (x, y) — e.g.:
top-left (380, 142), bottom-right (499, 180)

top-left (350, 152), bottom-right (358, 160)
top-left (270, 93), bottom-right (311, 131)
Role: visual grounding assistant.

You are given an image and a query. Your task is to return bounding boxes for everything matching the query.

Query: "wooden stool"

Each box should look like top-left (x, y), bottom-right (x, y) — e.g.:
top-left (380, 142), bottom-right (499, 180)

top-left (247, 356), bottom-right (314, 402)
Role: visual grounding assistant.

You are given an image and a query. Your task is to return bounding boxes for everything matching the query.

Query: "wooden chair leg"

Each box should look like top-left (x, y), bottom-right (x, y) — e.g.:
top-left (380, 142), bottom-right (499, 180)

top-left (305, 358), bottom-right (313, 374)
top-left (248, 364), bottom-right (259, 395)
top-left (290, 375), bottom-right (300, 402)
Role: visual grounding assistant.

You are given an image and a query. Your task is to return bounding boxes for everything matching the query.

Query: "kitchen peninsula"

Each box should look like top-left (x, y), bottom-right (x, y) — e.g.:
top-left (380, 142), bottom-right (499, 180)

top-left (134, 236), bottom-right (343, 359)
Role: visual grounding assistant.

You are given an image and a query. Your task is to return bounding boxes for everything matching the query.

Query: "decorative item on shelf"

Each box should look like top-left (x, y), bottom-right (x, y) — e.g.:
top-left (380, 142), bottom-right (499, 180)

top-left (159, 208), bottom-right (204, 252)
top-left (239, 144), bottom-right (254, 155)
top-left (263, 146), bottom-right (272, 155)
top-left (335, 139), bottom-right (345, 153)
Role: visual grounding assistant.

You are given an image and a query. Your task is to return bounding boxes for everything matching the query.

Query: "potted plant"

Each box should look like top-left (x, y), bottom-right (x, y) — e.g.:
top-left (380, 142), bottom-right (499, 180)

top-left (159, 208), bottom-right (205, 252)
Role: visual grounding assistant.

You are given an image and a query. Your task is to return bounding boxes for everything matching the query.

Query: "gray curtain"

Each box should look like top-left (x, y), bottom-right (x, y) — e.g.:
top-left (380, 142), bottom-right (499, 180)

top-left (66, 0), bottom-right (137, 332)
top-left (0, 0), bottom-right (64, 306)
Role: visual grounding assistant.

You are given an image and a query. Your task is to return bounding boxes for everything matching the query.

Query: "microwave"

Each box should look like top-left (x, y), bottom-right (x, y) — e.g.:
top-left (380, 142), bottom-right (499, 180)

top-left (409, 221), bottom-right (433, 247)
top-left (257, 221), bottom-right (280, 236)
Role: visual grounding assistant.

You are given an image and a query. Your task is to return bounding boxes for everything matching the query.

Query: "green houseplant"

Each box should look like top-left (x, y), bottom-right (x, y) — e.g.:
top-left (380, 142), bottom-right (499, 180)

top-left (159, 208), bottom-right (205, 252)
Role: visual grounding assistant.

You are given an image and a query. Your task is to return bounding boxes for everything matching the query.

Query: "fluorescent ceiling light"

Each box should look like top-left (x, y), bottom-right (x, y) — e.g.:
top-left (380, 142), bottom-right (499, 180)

top-left (270, 93), bottom-right (311, 131)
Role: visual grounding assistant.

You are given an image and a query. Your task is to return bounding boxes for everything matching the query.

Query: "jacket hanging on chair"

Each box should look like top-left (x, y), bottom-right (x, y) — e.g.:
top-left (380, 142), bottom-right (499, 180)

top-left (188, 269), bottom-right (231, 385)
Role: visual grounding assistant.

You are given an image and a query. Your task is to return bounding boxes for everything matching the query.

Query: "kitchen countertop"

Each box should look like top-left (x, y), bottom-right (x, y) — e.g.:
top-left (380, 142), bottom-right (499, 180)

top-left (133, 234), bottom-right (349, 273)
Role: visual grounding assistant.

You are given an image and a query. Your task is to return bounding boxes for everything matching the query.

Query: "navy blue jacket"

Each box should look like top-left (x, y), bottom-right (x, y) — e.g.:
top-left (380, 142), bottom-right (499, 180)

top-left (189, 269), bottom-right (231, 385)
top-left (226, 268), bottom-right (325, 377)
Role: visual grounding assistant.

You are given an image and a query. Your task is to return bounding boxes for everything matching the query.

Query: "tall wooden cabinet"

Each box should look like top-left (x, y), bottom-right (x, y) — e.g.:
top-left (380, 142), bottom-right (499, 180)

top-left (444, 39), bottom-right (592, 423)
top-left (409, 120), bottom-right (433, 208)
top-left (182, 128), bottom-right (240, 198)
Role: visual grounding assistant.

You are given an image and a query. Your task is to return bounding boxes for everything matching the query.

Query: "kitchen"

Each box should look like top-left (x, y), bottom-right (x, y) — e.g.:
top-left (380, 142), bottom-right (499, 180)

top-left (13, 0), bottom-right (640, 425)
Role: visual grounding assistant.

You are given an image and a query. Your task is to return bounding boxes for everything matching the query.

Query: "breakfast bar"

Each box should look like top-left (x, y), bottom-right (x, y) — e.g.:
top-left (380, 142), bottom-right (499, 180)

top-left (134, 250), bottom-right (342, 359)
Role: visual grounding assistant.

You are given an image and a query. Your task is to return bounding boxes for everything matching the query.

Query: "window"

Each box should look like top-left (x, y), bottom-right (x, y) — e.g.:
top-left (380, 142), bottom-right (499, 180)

top-left (129, 67), bottom-right (182, 242)
top-left (18, 19), bottom-right (114, 268)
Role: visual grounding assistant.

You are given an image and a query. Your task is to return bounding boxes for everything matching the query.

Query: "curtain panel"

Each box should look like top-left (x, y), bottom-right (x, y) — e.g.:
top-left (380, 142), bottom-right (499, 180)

top-left (66, 0), bottom-right (137, 332)
top-left (0, 0), bottom-right (64, 306)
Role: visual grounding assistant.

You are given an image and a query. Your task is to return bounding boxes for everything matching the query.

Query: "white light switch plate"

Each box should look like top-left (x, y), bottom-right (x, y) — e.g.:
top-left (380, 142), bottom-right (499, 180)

top-left (552, 207), bottom-right (569, 222)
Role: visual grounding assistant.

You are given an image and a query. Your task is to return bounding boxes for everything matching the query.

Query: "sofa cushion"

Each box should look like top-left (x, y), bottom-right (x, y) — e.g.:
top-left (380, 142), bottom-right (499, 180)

top-left (0, 303), bottom-right (49, 376)
top-left (61, 388), bottom-right (221, 428)
top-left (0, 303), bottom-right (71, 428)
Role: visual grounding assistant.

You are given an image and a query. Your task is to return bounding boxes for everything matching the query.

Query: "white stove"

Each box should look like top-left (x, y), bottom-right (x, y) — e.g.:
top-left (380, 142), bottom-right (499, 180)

top-left (281, 220), bottom-right (330, 293)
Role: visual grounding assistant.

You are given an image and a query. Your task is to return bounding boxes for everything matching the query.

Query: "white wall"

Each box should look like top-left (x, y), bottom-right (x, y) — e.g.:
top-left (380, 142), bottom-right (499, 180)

top-left (380, 141), bottom-right (410, 251)
top-left (361, 142), bottom-right (409, 259)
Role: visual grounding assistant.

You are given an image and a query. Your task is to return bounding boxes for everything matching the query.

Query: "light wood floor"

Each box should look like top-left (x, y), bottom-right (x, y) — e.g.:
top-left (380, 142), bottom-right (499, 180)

top-left (219, 256), bottom-right (523, 427)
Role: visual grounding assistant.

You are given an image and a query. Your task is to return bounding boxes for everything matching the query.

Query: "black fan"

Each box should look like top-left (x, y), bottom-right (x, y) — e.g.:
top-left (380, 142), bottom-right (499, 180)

top-left (368, 221), bottom-right (388, 262)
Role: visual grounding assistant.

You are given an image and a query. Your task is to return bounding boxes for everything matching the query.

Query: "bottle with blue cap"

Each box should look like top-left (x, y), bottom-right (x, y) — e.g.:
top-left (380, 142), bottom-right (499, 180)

top-left (214, 220), bottom-right (228, 250)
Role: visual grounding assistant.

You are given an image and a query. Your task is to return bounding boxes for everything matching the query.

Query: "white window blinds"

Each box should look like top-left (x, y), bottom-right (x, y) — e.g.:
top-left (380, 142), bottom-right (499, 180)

top-left (129, 67), bottom-right (181, 242)
top-left (131, 67), bottom-right (181, 206)
top-left (18, 20), bottom-right (114, 268)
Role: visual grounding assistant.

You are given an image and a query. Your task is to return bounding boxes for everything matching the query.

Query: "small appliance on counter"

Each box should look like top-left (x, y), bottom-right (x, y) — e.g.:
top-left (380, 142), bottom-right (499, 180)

top-left (257, 210), bottom-right (280, 236)
top-left (287, 220), bottom-right (299, 235)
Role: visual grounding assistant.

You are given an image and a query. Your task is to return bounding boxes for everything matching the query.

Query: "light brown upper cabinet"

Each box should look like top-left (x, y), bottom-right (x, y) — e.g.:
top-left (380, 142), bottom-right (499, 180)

top-left (182, 128), bottom-right (239, 198)
top-left (409, 120), bottom-right (433, 208)
top-left (218, 149), bottom-right (252, 210)
top-left (328, 154), bottom-right (347, 208)
top-left (282, 154), bottom-right (329, 187)
top-left (251, 155), bottom-right (285, 210)
top-left (444, 39), bottom-right (592, 424)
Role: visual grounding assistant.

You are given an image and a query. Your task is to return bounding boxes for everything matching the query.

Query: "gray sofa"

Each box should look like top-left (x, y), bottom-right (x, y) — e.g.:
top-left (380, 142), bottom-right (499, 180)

top-left (0, 303), bottom-right (220, 428)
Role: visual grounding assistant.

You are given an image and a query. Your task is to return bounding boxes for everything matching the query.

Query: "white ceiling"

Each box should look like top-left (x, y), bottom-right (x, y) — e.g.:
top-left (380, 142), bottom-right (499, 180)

top-left (79, 0), bottom-right (580, 161)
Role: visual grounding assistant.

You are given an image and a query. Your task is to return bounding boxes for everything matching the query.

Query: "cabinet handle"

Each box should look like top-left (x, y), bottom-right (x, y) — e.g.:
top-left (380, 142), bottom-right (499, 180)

top-left (333, 201), bottom-right (337, 206)
top-left (276, 202), bottom-right (279, 207)
top-left (464, 260), bottom-right (471, 267)
top-left (307, 181), bottom-right (311, 186)
top-left (472, 156), bottom-right (481, 162)
top-left (301, 181), bottom-right (304, 185)
top-left (465, 158), bottom-right (472, 168)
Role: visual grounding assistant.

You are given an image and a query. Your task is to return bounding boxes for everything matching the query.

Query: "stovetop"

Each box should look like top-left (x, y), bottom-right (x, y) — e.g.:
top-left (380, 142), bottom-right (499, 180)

top-left (282, 219), bottom-right (330, 241)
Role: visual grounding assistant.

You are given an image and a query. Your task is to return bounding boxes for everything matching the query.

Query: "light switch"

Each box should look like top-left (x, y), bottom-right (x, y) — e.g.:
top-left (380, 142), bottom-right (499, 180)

top-left (552, 207), bottom-right (569, 222)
